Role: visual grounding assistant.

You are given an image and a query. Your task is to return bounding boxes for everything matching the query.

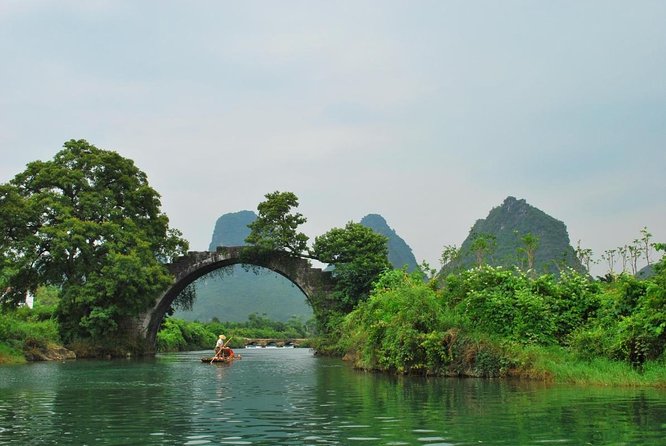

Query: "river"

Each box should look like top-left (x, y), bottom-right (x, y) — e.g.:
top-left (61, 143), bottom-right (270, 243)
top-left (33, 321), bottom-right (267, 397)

top-left (1, 348), bottom-right (665, 445)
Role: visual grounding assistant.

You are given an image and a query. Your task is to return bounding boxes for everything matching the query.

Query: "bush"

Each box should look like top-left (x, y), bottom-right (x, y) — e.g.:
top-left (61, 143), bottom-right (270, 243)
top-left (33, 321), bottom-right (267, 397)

top-left (0, 309), bottom-right (61, 361)
top-left (537, 270), bottom-right (600, 342)
top-left (156, 318), bottom-right (217, 352)
top-left (569, 272), bottom-right (666, 366)
top-left (156, 314), bottom-right (315, 352)
top-left (340, 269), bottom-right (455, 373)
top-left (443, 266), bottom-right (600, 346)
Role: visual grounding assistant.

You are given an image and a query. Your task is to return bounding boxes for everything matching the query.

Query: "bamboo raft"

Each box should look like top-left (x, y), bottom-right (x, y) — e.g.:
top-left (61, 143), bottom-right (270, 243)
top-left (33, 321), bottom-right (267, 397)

top-left (201, 356), bottom-right (240, 364)
top-left (201, 347), bottom-right (240, 364)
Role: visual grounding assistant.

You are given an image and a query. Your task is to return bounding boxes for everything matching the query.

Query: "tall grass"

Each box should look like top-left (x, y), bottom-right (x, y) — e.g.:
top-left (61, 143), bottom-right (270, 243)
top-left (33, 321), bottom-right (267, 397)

top-left (0, 311), bottom-right (61, 363)
top-left (0, 343), bottom-right (26, 364)
top-left (520, 346), bottom-right (666, 387)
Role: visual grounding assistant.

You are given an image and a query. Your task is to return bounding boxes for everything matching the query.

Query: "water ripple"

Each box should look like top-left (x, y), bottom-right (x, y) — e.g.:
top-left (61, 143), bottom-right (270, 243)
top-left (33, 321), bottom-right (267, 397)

top-left (0, 349), bottom-right (665, 445)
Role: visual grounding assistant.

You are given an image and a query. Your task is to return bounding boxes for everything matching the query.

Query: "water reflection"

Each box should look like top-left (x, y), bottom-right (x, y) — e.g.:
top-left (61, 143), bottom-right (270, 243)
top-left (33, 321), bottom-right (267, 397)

top-left (0, 349), bottom-right (665, 445)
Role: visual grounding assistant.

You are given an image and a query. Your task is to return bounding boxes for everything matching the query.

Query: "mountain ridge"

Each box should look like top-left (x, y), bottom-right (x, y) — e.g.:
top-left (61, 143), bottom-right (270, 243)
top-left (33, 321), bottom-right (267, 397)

top-left (360, 213), bottom-right (419, 272)
top-left (442, 196), bottom-right (584, 275)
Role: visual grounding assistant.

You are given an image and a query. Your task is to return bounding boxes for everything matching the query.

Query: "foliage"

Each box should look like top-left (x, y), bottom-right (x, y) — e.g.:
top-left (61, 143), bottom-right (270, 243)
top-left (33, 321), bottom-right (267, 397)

top-left (570, 271), bottom-right (666, 366)
top-left (470, 233), bottom-right (496, 266)
top-left (311, 221), bottom-right (391, 312)
top-left (336, 263), bottom-right (661, 377)
top-left (524, 345), bottom-right (666, 387)
top-left (339, 270), bottom-right (454, 373)
top-left (575, 239), bottom-right (594, 273)
top-left (206, 313), bottom-right (313, 341)
top-left (32, 285), bottom-right (60, 308)
top-left (156, 313), bottom-right (315, 352)
top-left (0, 140), bottom-right (188, 343)
top-left (0, 307), bottom-right (61, 363)
top-left (442, 266), bottom-right (600, 346)
top-left (518, 232), bottom-right (539, 272)
top-left (331, 241), bottom-right (666, 381)
top-left (245, 191), bottom-right (308, 255)
top-left (157, 318), bottom-right (216, 352)
top-left (439, 244), bottom-right (460, 271)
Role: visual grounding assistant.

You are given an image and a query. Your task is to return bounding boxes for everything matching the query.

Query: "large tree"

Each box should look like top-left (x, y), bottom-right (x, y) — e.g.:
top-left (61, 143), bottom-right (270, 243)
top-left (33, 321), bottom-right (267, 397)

top-left (0, 140), bottom-right (188, 341)
top-left (311, 221), bottom-right (391, 311)
top-left (245, 191), bottom-right (309, 255)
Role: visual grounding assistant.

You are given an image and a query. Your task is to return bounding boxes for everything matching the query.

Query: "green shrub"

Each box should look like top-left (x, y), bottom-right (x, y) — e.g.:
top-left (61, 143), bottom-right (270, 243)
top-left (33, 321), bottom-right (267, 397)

top-left (340, 269), bottom-right (453, 373)
top-left (569, 272), bottom-right (666, 366)
top-left (0, 342), bottom-right (26, 364)
top-left (539, 270), bottom-right (600, 341)
top-left (0, 309), bottom-right (61, 361)
top-left (156, 314), bottom-right (314, 352)
top-left (156, 318), bottom-right (188, 351)
top-left (444, 266), bottom-right (600, 346)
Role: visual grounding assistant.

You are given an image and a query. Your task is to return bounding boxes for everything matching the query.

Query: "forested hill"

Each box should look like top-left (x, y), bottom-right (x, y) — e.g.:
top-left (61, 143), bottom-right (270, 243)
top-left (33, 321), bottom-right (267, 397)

top-left (360, 214), bottom-right (420, 272)
top-left (208, 210), bottom-right (257, 250)
top-left (443, 196), bottom-right (585, 275)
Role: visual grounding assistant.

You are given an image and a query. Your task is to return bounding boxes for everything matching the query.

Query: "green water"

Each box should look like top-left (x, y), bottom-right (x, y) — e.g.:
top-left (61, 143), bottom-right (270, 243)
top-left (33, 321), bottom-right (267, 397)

top-left (1, 348), bottom-right (665, 445)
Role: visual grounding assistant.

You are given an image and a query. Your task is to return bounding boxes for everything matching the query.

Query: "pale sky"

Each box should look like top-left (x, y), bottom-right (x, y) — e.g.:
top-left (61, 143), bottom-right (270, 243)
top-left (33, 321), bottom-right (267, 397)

top-left (1, 1), bottom-right (664, 276)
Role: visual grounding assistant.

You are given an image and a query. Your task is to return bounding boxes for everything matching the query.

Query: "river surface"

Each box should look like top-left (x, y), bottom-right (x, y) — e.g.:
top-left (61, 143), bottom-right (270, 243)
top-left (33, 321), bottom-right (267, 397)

top-left (1, 348), bottom-right (665, 445)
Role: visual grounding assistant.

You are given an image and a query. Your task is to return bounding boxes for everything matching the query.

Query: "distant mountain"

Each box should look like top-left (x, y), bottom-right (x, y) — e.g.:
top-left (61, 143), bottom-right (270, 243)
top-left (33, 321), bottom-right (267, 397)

top-left (175, 210), bottom-right (312, 323)
top-left (636, 264), bottom-right (655, 279)
top-left (208, 210), bottom-right (256, 250)
top-left (442, 196), bottom-right (584, 275)
top-left (360, 214), bottom-right (419, 272)
top-left (177, 210), bottom-right (422, 322)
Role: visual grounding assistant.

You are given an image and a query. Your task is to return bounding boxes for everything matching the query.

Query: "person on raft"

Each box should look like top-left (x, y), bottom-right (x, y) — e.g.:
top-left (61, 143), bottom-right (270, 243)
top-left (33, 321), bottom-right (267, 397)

top-left (213, 335), bottom-right (234, 360)
top-left (214, 335), bottom-right (226, 357)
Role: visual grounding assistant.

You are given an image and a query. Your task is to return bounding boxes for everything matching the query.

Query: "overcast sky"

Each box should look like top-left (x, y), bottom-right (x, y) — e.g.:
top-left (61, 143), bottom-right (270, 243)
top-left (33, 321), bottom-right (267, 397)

top-left (1, 1), bottom-right (664, 276)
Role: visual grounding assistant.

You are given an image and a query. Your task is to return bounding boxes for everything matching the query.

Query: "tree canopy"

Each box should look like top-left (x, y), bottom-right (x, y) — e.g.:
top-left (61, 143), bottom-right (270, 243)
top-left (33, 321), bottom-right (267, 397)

top-left (0, 140), bottom-right (188, 341)
top-left (245, 191), bottom-right (309, 255)
top-left (311, 221), bottom-right (391, 311)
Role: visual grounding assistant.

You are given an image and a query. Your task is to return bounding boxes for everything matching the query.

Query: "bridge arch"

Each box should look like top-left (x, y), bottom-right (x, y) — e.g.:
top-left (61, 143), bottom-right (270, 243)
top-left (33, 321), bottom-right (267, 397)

top-left (138, 247), bottom-right (335, 351)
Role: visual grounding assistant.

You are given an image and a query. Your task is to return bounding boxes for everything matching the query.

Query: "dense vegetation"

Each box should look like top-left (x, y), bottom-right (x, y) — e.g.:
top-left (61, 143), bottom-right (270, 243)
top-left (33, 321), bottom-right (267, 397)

top-left (0, 287), bottom-right (61, 364)
top-left (156, 313), bottom-right (314, 352)
top-left (0, 140), bottom-right (188, 356)
top-left (331, 249), bottom-right (666, 386)
top-left (1, 150), bottom-right (664, 389)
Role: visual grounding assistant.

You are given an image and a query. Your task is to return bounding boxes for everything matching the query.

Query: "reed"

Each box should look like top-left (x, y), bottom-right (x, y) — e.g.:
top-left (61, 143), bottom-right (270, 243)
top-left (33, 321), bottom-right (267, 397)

top-left (526, 347), bottom-right (666, 387)
top-left (0, 343), bottom-right (26, 364)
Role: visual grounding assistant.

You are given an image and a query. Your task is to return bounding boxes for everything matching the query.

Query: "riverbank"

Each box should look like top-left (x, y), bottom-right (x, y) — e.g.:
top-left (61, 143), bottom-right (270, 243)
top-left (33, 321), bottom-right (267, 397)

top-left (323, 334), bottom-right (666, 388)
top-left (524, 346), bottom-right (666, 387)
top-left (325, 266), bottom-right (666, 388)
top-left (2, 320), bottom-right (664, 388)
top-left (0, 308), bottom-right (71, 364)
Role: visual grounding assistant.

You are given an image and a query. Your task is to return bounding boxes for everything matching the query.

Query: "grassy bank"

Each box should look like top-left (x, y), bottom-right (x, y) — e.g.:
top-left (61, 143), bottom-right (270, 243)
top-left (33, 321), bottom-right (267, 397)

top-left (526, 347), bottom-right (666, 387)
top-left (0, 306), bottom-right (61, 364)
top-left (0, 342), bottom-right (26, 364)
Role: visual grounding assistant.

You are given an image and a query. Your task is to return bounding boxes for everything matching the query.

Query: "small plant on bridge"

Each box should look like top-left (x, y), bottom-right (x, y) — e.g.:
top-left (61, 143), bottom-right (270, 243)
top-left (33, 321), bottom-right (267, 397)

top-left (245, 191), bottom-right (309, 256)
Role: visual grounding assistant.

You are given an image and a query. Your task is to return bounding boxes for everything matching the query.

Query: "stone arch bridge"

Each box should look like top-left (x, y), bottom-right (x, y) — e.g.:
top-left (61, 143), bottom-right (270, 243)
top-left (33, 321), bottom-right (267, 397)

top-left (137, 246), bottom-right (335, 352)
